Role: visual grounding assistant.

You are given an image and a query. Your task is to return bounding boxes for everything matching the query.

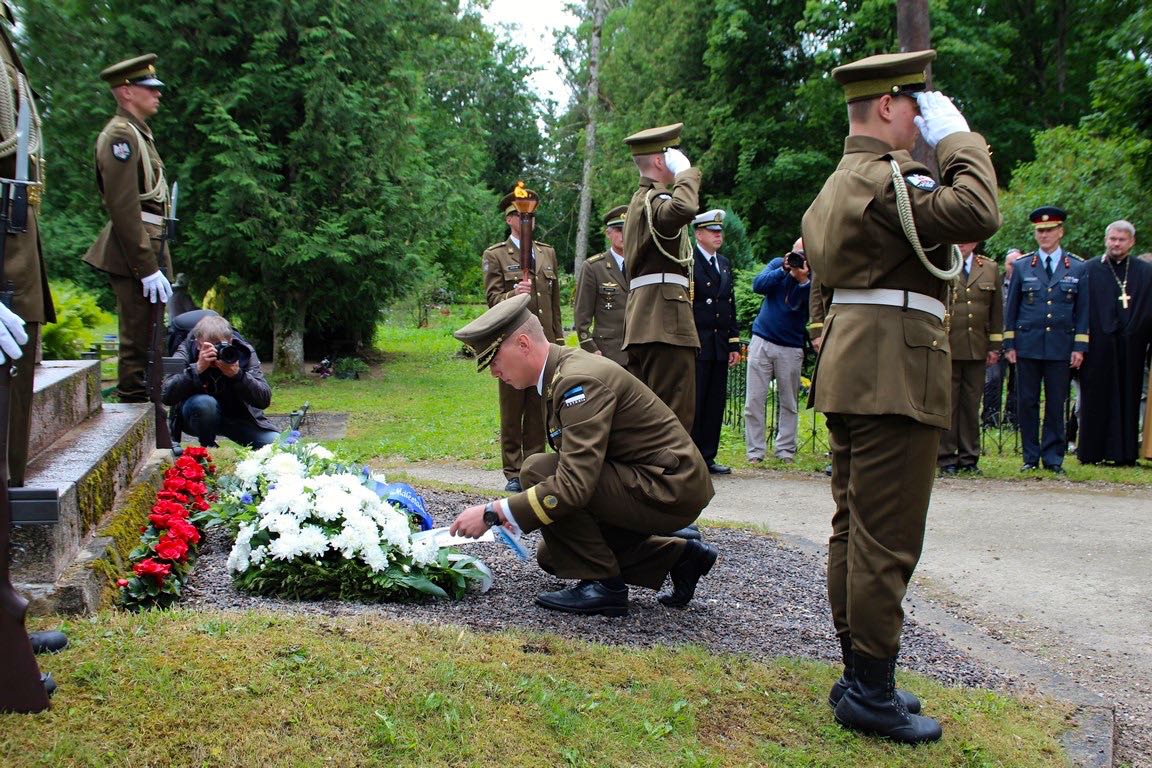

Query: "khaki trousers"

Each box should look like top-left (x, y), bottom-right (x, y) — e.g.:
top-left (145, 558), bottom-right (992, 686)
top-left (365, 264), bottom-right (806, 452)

top-left (825, 413), bottom-right (939, 659)
top-left (627, 342), bottom-right (696, 433)
top-left (498, 378), bottom-right (545, 479)
top-left (521, 453), bottom-right (692, 589)
top-left (109, 273), bottom-right (157, 403)
top-left (939, 359), bottom-right (986, 467)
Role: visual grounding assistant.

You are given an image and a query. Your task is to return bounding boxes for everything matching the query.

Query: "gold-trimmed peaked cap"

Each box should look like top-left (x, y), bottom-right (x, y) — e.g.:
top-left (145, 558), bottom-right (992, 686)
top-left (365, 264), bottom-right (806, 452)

top-left (603, 205), bottom-right (628, 228)
top-left (454, 294), bottom-right (534, 371)
top-left (832, 50), bottom-right (935, 103)
top-left (101, 53), bottom-right (164, 88)
top-left (623, 123), bottom-right (683, 156)
top-left (692, 209), bottom-right (725, 230)
top-left (1029, 206), bottom-right (1066, 230)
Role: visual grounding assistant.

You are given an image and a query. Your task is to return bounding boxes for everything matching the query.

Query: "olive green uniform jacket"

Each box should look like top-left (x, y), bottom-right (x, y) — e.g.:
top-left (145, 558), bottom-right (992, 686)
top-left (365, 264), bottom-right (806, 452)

top-left (949, 255), bottom-right (1003, 360)
top-left (803, 133), bottom-right (1002, 430)
top-left (573, 250), bottom-right (628, 366)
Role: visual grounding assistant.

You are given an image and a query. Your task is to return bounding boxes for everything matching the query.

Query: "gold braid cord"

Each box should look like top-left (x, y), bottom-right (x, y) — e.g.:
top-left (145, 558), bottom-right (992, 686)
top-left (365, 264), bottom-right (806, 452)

top-left (0, 66), bottom-right (45, 208)
top-left (889, 160), bottom-right (963, 332)
top-left (126, 122), bottom-right (168, 211)
top-left (643, 189), bottom-right (696, 300)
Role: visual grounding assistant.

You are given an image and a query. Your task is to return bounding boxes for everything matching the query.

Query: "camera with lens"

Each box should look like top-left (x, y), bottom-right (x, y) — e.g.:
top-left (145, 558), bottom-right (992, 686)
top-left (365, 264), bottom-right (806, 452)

top-left (784, 250), bottom-right (807, 270)
top-left (213, 341), bottom-right (241, 364)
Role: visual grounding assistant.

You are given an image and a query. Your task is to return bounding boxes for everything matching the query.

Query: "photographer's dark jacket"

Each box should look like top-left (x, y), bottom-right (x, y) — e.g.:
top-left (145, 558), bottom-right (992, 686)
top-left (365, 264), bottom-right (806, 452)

top-left (161, 335), bottom-right (276, 435)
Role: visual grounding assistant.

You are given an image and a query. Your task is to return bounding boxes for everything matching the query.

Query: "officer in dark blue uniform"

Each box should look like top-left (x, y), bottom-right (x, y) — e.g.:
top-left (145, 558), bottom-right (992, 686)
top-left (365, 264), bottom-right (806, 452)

top-left (1002, 206), bottom-right (1089, 473)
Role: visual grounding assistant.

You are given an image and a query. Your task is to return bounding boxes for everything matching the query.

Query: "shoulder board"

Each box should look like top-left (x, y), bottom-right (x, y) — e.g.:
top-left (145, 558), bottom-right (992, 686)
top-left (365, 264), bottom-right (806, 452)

top-left (586, 253), bottom-right (606, 264)
top-left (535, 241), bottom-right (552, 249)
top-left (1067, 252), bottom-right (1083, 262)
top-left (485, 242), bottom-right (506, 251)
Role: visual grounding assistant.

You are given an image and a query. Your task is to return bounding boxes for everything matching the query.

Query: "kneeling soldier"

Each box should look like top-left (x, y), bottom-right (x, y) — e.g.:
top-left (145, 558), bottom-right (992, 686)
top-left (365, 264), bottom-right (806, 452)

top-left (450, 295), bottom-right (718, 615)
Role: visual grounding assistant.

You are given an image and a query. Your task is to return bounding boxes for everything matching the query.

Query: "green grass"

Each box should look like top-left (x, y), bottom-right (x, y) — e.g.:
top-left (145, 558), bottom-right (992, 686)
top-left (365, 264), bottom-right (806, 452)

top-left (6, 611), bottom-right (1072, 768)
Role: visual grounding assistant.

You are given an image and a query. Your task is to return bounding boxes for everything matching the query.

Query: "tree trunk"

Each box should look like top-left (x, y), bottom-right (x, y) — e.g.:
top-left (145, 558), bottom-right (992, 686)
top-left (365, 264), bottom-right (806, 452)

top-left (272, 301), bottom-right (304, 375)
top-left (573, 0), bottom-right (607, 281)
top-left (897, 0), bottom-right (936, 173)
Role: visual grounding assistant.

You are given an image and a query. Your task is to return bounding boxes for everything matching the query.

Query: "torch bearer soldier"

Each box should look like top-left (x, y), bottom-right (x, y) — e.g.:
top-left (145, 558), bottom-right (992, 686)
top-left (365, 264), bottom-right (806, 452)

top-left (482, 183), bottom-right (563, 492)
top-left (0, 2), bottom-right (58, 712)
top-left (621, 123), bottom-right (702, 430)
top-left (83, 54), bottom-right (173, 404)
top-left (573, 204), bottom-right (630, 367)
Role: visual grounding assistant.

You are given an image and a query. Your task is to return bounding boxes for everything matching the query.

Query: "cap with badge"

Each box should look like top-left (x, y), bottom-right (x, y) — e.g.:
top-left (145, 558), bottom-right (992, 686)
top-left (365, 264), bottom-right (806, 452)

top-left (832, 50), bottom-right (935, 103)
top-left (623, 123), bottom-right (683, 156)
top-left (101, 53), bottom-right (164, 88)
top-left (454, 294), bottom-right (534, 371)
top-left (691, 209), bottom-right (725, 231)
top-left (603, 205), bottom-right (627, 228)
top-left (1029, 206), bottom-right (1066, 230)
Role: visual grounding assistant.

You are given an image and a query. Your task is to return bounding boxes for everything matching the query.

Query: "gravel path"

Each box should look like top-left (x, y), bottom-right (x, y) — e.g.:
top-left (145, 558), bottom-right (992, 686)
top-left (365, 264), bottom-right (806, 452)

top-left (182, 488), bottom-right (1013, 695)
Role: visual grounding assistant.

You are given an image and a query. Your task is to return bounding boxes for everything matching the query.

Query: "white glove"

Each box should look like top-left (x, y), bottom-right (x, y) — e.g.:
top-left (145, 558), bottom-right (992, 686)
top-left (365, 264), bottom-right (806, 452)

top-left (913, 91), bottom-right (970, 147)
top-left (0, 301), bottom-right (28, 363)
top-left (663, 148), bottom-right (692, 175)
top-left (141, 270), bottom-right (172, 304)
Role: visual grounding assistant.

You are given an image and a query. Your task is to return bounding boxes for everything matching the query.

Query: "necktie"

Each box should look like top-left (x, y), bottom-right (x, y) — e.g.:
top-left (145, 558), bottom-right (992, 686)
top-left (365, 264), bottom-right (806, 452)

top-left (962, 261), bottom-right (969, 281)
top-left (1044, 256), bottom-right (1053, 277)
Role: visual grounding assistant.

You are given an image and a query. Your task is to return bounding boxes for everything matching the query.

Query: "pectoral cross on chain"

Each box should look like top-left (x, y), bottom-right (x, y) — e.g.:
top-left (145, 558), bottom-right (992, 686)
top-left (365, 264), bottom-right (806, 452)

top-left (1119, 289), bottom-right (1131, 309)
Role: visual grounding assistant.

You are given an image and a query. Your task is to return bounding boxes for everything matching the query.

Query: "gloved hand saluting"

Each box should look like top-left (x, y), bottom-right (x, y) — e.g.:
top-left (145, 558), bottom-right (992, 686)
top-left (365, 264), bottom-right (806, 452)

top-left (663, 148), bottom-right (692, 175)
top-left (0, 302), bottom-right (28, 363)
top-left (141, 270), bottom-right (172, 304)
top-left (913, 91), bottom-right (970, 147)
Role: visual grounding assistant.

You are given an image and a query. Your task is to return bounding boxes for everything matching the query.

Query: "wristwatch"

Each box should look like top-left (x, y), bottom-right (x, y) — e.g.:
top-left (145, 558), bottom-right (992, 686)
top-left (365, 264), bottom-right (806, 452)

top-left (482, 502), bottom-right (500, 528)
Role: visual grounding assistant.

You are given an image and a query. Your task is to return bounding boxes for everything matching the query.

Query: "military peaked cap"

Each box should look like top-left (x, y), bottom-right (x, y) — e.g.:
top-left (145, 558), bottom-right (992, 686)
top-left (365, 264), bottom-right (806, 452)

top-left (1029, 206), bottom-right (1066, 230)
top-left (603, 205), bottom-right (628, 228)
top-left (623, 123), bottom-right (683, 156)
top-left (692, 209), bottom-right (725, 230)
top-left (101, 54), bottom-right (164, 88)
top-left (832, 50), bottom-right (935, 103)
top-left (454, 294), bottom-right (534, 371)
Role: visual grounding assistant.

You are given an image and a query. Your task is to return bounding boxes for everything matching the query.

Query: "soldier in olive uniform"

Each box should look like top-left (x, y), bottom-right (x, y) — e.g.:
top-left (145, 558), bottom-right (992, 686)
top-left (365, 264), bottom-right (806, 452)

top-left (482, 188), bottom-right (564, 492)
top-left (573, 205), bottom-right (629, 367)
top-left (0, 14), bottom-right (54, 487)
top-left (1002, 207), bottom-right (1088, 473)
top-left (621, 123), bottom-right (701, 430)
top-left (939, 242), bottom-right (1003, 474)
top-left (802, 51), bottom-right (1000, 743)
top-left (450, 295), bottom-right (717, 616)
top-left (83, 54), bottom-right (173, 403)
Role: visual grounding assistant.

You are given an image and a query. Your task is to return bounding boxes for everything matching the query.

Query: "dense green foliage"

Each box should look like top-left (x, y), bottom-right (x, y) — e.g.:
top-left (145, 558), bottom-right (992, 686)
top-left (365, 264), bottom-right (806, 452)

top-left (40, 281), bottom-right (114, 359)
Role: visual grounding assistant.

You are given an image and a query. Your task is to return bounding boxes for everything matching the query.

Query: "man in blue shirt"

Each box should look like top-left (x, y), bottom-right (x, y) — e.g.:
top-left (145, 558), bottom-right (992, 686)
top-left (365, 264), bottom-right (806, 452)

top-left (1003, 206), bottom-right (1089, 473)
top-left (744, 238), bottom-right (810, 462)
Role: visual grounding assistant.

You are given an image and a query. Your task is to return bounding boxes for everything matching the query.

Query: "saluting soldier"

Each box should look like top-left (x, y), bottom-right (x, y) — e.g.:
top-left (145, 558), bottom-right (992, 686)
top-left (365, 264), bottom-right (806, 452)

top-left (621, 123), bottom-right (701, 430)
top-left (1002, 206), bottom-right (1088, 473)
top-left (802, 50), bottom-right (1000, 743)
top-left (482, 188), bottom-right (564, 492)
top-left (83, 54), bottom-right (172, 404)
top-left (938, 242), bottom-right (1003, 474)
top-left (449, 295), bottom-right (717, 616)
top-left (573, 205), bottom-right (629, 367)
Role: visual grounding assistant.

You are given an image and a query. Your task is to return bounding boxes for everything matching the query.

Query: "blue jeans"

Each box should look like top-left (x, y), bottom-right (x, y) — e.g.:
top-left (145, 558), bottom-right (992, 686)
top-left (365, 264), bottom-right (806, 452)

top-left (179, 394), bottom-right (279, 449)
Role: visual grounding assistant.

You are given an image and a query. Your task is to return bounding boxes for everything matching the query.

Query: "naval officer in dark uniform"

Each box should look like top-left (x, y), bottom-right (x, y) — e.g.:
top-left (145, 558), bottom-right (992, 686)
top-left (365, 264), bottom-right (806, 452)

top-left (621, 123), bottom-right (701, 430)
top-left (689, 209), bottom-right (740, 474)
top-left (449, 295), bottom-right (717, 616)
top-left (802, 50), bottom-right (1000, 743)
top-left (83, 54), bottom-right (173, 404)
top-left (1002, 206), bottom-right (1088, 473)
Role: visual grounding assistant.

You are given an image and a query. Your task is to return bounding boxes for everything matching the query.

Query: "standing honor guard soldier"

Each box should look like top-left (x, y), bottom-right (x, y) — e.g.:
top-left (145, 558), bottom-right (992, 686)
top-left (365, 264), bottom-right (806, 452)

top-left (482, 186), bottom-right (563, 493)
top-left (1002, 206), bottom-right (1088, 473)
top-left (802, 50), bottom-right (1000, 743)
top-left (621, 123), bottom-right (701, 431)
top-left (689, 209), bottom-right (740, 474)
top-left (938, 242), bottom-right (1002, 474)
top-left (573, 205), bottom-right (630, 367)
top-left (450, 295), bottom-right (717, 616)
top-left (83, 54), bottom-right (173, 404)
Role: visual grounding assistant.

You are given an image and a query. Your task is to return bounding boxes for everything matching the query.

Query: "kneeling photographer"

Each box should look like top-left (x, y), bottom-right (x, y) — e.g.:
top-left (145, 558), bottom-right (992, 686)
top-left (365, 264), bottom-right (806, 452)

top-left (162, 314), bottom-right (279, 449)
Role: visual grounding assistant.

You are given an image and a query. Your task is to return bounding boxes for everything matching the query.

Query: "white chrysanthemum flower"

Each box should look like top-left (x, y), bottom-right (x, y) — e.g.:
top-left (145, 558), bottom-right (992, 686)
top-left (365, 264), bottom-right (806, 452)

top-left (410, 536), bottom-right (439, 567)
top-left (260, 512), bottom-right (303, 537)
top-left (259, 476), bottom-right (310, 519)
top-left (362, 542), bottom-right (389, 572)
top-left (296, 524), bottom-right (331, 558)
top-left (301, 444), bottom-right (335, 461)
top-left (376, 509), bottom-right (412, 552)
top-left (248, 545), bottom-right (269, 565)
top-left (265, 452), bottom-right (305, 480)
top-left (226, 526), bottom-right (256, 573)
top-left (312, 484), bottom-right (359, 522)
top-left (233, 457), bottom-right (265, 486)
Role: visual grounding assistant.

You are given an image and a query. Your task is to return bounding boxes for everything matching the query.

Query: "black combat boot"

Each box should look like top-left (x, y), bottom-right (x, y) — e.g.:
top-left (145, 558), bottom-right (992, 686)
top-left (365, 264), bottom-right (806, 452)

top-left (29, 630), bottom-right (69, 655)
top-left (828, 636), bottom-right (921, 714)
top-left (834, 653), bottom-right (941, 744)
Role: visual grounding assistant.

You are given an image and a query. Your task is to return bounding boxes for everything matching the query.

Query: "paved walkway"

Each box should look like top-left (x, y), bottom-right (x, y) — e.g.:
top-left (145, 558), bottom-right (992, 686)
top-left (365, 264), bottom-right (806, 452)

top-left (392, 461), bottom-right (1151, 766)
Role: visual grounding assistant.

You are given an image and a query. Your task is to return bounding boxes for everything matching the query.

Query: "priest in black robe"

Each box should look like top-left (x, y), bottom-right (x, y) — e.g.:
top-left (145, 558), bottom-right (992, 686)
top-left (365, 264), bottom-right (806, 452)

top-left (1077, 221), bottom-right (1152, 465)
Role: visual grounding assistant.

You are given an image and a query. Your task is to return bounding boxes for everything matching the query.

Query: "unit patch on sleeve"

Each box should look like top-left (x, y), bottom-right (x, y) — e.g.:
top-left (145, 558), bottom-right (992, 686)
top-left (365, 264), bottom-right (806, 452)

top-left (905, 173), bottom-right (937, 191)
top-left (561, 386), bottom-right (586, 407)
top-left (111, 141), bottom-right (132, 162)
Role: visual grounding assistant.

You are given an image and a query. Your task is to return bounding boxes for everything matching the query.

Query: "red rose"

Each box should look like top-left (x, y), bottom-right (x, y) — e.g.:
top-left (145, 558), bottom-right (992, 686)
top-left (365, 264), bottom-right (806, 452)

top-left (132, 558), bottom-right (171, 582)
top-left (184, 446), bottom-right (209, 459)
top-left (168, 518), bottom-right (201, 545)
top-left (155, 532), bottom-right (189, 562)
top-left (185, 482), bottom-right (208, 497)
top-left (192, 498), bottom-right (210, 512)
top-left (116, 578), bottom-right (130, 588)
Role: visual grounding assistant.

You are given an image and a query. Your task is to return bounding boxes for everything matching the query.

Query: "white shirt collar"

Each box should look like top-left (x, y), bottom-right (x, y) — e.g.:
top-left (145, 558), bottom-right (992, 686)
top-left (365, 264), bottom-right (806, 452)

top-left (1038, 246), bottom-right (1062, 262)
top-left (610, 248), bottom-right (624, 271)
top-left (697, 246), bottom-right (716, 260)
top-left (536, 359), bottom-right (547, 395)
top-left (964, 253), bottom-right (974, 272)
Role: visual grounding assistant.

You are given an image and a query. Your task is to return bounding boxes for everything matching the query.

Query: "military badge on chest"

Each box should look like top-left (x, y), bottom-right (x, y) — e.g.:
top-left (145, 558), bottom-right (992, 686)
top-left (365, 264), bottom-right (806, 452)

top-left (112, 141), bottom-right (132, 162)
